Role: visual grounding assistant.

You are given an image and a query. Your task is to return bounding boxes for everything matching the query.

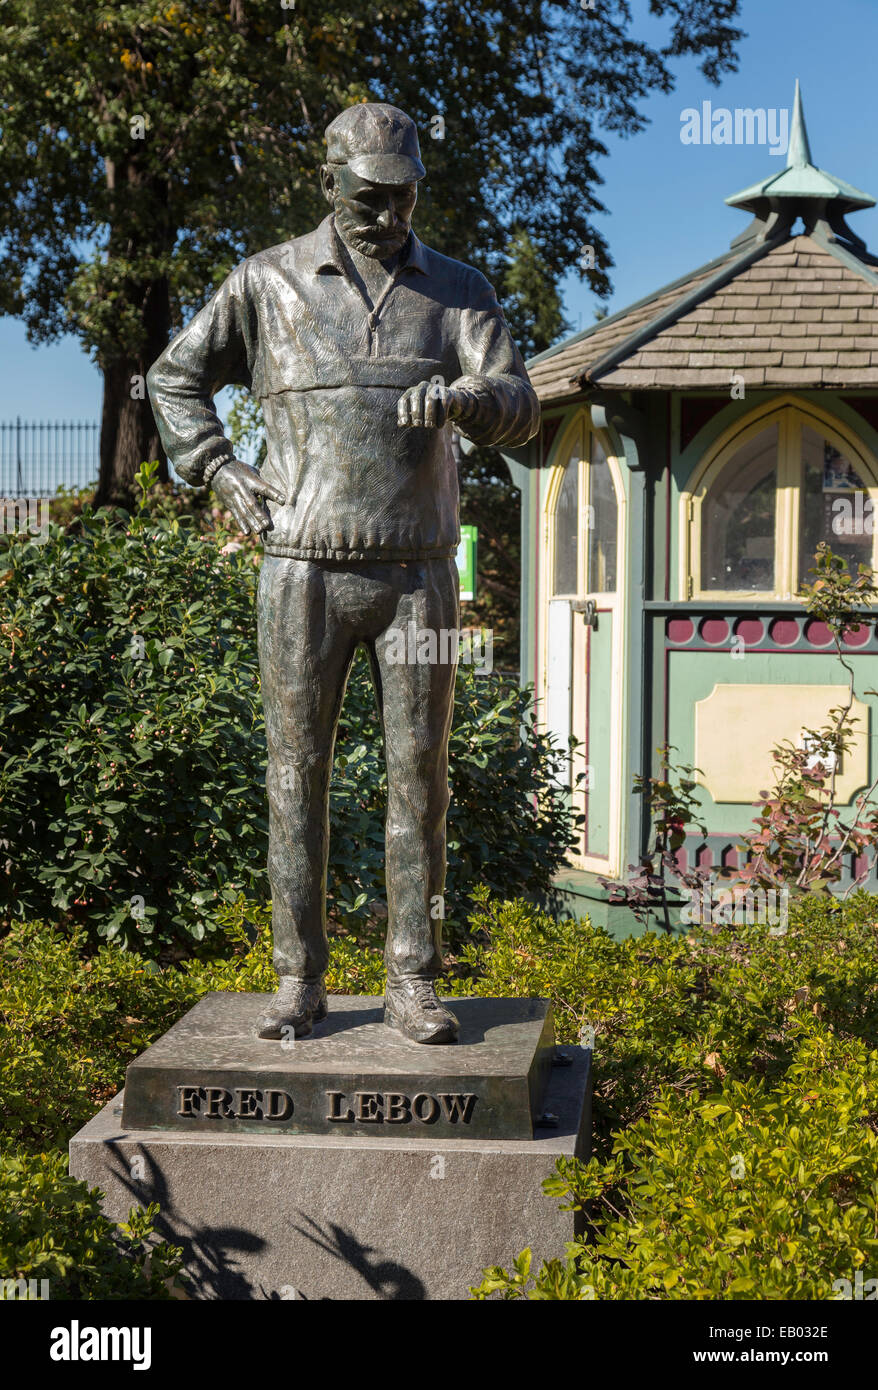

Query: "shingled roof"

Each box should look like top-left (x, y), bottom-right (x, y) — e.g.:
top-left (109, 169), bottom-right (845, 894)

top-left (529, 82), bottom-right (878, 400)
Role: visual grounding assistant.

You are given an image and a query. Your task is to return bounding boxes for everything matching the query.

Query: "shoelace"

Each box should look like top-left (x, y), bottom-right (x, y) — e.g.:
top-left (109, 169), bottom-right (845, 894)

top-left (279, 978), bottom-right (318, 1000)
top-left (409, 979), bottom-right (440, 1011)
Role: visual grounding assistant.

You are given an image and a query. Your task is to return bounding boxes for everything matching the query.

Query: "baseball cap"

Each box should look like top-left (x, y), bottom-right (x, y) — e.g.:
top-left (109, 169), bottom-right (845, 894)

top-left (325, 102), bottom-right (426, 184)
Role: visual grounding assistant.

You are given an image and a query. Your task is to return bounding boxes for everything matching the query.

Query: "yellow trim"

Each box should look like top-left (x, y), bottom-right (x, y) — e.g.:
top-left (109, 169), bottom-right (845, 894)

top-left (585, 442), bottom-right (628, 878)
top-left (777, 407), bottom-right (798, 597)
top-left (543, 413), bottom-right (585, 597)
top-left (540, 408), bottom-right (628, 876)
top-left (680, 395), bottom-right (878, 601)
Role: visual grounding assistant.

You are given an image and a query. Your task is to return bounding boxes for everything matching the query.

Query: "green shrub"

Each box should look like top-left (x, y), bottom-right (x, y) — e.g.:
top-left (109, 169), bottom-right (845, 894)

top-left (458, 888), bottom-right (878, 1155)
top-left (0, 909), bottom-right (384, 1300)
top-left (0, 483), bottom-right (577, 952)
top-left (0, 494), bottom-right (265, 950)
top-left (332, 657), bottom-right (580, 942)
top-left (458, 890), bottom-right (878, 1299)
top-left (9, 890), bottom-right (873, 1300)
top-left (476, 1028), bottom-right (878, 1300)
top-left (0, 906), bottom-right (384, 1156)
top-left (1, 921), bottom-right (194, 1154)
top-left (0, 1150), bottom-right (184, 1300)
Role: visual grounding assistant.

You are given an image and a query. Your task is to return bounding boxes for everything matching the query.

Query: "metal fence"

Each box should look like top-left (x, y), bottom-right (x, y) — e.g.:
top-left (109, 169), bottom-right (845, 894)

top-left (0, 419), bottom-right (100, 497)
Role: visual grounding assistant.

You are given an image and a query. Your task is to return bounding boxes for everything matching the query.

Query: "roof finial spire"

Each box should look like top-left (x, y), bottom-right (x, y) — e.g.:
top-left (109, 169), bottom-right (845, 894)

top-left (726, 79), bottom-right (874, 250)
top-left (787, 79), bottom-right (812, 170)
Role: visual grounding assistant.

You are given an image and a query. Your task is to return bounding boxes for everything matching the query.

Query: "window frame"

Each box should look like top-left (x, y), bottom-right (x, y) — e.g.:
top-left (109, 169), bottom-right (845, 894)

top-left (681, 397), bottom-right (878, 601)
top-left (541, 409), bottom-right (627, 876)
top-left (546, 415), bottom-right (621, 600)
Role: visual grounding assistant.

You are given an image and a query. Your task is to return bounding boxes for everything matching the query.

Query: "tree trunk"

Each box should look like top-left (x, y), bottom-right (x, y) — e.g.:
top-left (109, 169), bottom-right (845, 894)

top-left (94, 273), bottom-right (172, 509)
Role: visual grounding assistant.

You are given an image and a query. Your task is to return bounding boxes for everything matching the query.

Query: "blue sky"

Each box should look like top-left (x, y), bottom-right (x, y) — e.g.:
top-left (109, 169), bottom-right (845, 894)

top-left (1, 0), bottom-right (877, 420)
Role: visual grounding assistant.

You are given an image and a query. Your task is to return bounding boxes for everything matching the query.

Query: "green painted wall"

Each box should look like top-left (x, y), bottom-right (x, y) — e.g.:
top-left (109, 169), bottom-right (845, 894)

top-left (665, 647), bottom-right (878, 828)
top-left (508, 385), bottom-right (878, 930)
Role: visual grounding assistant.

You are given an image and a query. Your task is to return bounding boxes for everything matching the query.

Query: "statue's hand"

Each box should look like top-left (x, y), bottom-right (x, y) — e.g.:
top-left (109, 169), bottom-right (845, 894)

top-left (397, 380), bottom-right (467, 429)
top-left (211, 459), bottom-right (286, 536)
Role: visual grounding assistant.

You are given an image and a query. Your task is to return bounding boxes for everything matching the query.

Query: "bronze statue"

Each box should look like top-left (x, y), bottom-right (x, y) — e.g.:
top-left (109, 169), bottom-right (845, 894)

top-left (148, 102), bottom-right (540, 1044)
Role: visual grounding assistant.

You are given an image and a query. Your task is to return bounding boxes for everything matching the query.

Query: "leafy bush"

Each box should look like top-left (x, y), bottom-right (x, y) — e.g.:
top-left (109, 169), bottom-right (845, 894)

top-left (0, 1150), bottom-right (184, 1300)
top-left (0, 479), bottom-right (265, 950)
top-left (458, 890), bottom-right (878, 1299)
top-left (3, 892), bottom-right (878, 1300)
top-left (332, 657), bottom-right (580, 940)
top-left (507, 1029), bottom-right (878, 1300)
top-left (0, 905), bottom-right (383, 1301)
top-left (0, 906), bottom-right (384, 1156)
top-left (0, 474), bottom-right (577, 952)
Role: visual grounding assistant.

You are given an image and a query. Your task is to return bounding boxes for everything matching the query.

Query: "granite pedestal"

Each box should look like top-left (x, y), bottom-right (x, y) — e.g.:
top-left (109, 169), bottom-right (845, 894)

top-left (69, 994), bottom-right (591, 1300)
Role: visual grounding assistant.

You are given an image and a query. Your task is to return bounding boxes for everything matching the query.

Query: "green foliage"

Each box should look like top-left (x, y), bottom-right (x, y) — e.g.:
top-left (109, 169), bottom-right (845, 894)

top-left (0, 904), bottom-right (384, 1297)
top-left (0, 490), bottom-right (578, 951)
top-left (0, 0), bottom-right (742, 354)
top-left (532, 1031), bottom-right (878, 1301)
top-left (227, 393), bottom-right (268, 472)
top-left (462, 891), bottom-right (878, 1299)
top-left (326, 663), bottom-right (580, 941)
top-left (0, 907), bottom-right (384, 1157)
top-left (802, 542), bottom-right (878, 634)
top-left (0, 1), bottom-right (741, 496)
top-left (462, 889), bottom-right (878, 1144)
top-left (4, 889), bottom-right (878, 1301)
top-left (0, 1150), bottom-right (184, 1300)
top-left (445, 675), bottom-right (581, 929)
top-left (600, 744), bottom-right (708, 931)
top-left (451, 888), bottom-right (615, 1043)
top-left (477, 1032), bottom-right (878, 1300)
top-left (1, 921), bottom-right (190, 1155)
top-left (0, 490), bottom-right (266, 949)
top-left (500, 227), bottom-right (570, 359)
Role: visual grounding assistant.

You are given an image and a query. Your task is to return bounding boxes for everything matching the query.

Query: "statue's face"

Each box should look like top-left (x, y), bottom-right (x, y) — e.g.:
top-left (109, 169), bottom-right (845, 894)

top-left (322, 163), bottom-right (417, 259)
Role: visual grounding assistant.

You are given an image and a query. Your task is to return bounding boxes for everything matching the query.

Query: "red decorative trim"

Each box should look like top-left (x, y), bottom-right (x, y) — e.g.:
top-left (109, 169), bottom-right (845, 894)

top-left (699, 617), bottom-right (730, 645)
top-left (840, 395), bottom-right (878, 437)
top-left (768, 617), bottom-right (800, 647)
top-left (667, 616), bottom-right (696, 643)
top-left (734, 617), bottom-right (765, 646)
top-left (680, 395), bottom-right (729, 453)
top-left (541, 415), bottom-right (562, 460)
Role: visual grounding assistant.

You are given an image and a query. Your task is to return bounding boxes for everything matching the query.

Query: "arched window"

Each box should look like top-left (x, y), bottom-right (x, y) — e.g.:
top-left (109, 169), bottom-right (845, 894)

top-left (685, 401), bottom-right (878, 599)
top-left (798, 425), bottom-right (873, 586)
top-left (551, 425), bottom-right (619, 597)
top-left (553, 441), bottom-right (579, 596)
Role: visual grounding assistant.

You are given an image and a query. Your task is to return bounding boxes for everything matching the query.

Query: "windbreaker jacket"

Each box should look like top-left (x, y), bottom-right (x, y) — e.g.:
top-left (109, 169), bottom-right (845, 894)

top-left (147, 216), bottom-right (540, 561)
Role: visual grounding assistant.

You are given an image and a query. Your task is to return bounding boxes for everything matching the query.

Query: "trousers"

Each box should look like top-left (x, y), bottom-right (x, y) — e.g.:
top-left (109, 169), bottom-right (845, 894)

top-left (257, 554), bottom-right (459, 983)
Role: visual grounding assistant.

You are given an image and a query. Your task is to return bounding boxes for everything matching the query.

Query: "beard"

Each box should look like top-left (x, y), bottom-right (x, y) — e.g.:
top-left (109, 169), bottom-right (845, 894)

top-left (334, 203), bottom-right (410, 260)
